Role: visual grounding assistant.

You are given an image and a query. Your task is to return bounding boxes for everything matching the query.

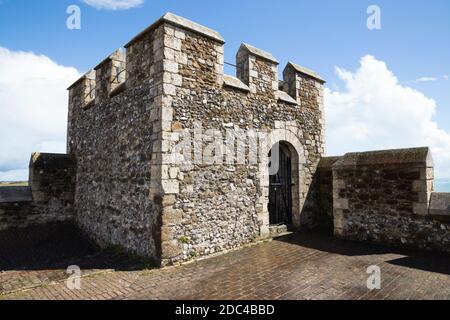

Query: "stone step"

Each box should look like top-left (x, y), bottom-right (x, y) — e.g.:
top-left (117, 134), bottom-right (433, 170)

top-left (269, 225), bottom-right (292, 238)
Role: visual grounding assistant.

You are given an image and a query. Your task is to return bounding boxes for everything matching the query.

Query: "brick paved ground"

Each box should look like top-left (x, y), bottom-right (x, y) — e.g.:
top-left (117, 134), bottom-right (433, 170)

top-left (1, 225), bottom-right (450, 300)
top-left (0, 223), bottom-right (144, 295)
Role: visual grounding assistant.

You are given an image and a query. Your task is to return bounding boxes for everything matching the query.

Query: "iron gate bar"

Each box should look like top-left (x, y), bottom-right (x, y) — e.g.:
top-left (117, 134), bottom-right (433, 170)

top-left (268, 145), bottom-right (292, 225)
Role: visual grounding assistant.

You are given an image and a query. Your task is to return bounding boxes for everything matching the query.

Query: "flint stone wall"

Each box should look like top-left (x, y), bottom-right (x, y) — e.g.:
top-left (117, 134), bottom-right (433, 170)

top-left (67, 25), bottom-right (164, 262)
top-left (67, 13), bottom-right (326, 265)
top-left (314, 157), bottom-right (340, 232)
top-left (0, 153), bottom-right (75, 230)
top-left (155, 26), bottom-right (325, 265)
top-left (332, 148), bottom-right (450, 253)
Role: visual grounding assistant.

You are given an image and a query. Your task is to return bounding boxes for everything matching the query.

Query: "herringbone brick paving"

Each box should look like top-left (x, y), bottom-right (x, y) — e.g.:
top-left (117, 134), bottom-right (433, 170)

top-left (1, 226), bottom-right (450, 300)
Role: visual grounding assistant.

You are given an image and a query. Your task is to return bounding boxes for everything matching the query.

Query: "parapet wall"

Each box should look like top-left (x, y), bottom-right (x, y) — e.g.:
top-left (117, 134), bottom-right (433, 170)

top-left (332, 147), bottom-right (450, 253)
top-left (0, 153), bottom-right (75, 231)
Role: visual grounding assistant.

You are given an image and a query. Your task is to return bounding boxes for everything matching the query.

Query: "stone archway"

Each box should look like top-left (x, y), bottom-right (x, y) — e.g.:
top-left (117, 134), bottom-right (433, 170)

top-left (268, 142), bottom-right (295, 226)
top-left (257, 125), bottom-right (306, 238)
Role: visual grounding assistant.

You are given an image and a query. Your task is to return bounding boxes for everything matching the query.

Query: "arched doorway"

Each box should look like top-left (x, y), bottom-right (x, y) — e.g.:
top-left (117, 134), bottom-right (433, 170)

top-left (268, 142), bottom-right (294, 226)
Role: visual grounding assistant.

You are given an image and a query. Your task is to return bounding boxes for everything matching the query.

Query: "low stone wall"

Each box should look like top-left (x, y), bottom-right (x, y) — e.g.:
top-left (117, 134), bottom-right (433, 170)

top-left (332, 147), bottom-right (450, 253)
top-left (0, 199), bottom-right (72, 231)
top-left (0, 153), bottom-right (75, 231)
top-left (314, 157), bottom-right (340, 231)
top-left (28, 153), bottom-right (75, 219)
top-left (429, 193), bottom-right (450, 218)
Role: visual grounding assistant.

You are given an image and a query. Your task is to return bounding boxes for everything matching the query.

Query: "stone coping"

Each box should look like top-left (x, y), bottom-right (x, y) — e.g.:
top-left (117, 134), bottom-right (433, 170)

top-left (0, 186), bottom-right (32, 203)
top-left (29, 152), bottom-right (75, 169)
top-left (276, 90), bottom-right (298, 105)
top-left (333, 147), bottom-right (433, 168)
top-left (429, 192), bottom-right (450, 217)
top-left (317, 156), bottom-right (341, 168)
top-left (223, 74), bottom-right (250, 92)
top-left (67, 70), bottom-right (95, 90)
top-left (125, 12), bottom-right (225, 48)
top-left (94, 49), bottom-right (125, 71)
top-left (286, 62), bottom-right (325, 83)
top-left (239, 43), bottom-right (279, 64)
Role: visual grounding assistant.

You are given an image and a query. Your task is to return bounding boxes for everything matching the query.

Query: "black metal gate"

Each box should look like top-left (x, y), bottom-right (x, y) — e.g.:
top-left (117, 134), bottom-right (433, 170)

top-left (268, 145), bottom-right (293, 225)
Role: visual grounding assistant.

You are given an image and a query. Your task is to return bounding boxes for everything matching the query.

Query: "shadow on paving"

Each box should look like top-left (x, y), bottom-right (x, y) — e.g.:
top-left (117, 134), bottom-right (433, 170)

top-left (275, 231), bottom-right (450, 276)
top-left (0, 223), bottom-right (149, 272)
top-left (2, 224), bottom-right (450, 275)
top-left (1, 223), bottom-right (450, 296)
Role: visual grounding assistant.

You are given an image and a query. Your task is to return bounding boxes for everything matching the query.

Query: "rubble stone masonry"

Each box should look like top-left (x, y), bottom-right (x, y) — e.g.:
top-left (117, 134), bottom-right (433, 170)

top-left (331, 148), bottom-right (450, 253)
top-left (66, 13), bottom-right (325, 265)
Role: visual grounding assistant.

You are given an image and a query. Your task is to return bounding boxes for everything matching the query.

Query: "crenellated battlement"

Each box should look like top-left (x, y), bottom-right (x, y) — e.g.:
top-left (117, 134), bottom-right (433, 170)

top-left (68, 69), bottom-right (95, 109)
top-left (94, 48), bottom-right (126, 102)
top-left (67, 12), bottom-right (324, 110)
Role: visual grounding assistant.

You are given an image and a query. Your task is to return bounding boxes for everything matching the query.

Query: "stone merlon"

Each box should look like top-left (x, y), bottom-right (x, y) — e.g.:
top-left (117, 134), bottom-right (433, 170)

top-left (285, 62), bottom-right (325, 84)
top-left (67, 69), bottom-right (95, 91)
top-left (125, 12), bottom-right (225, 48)
top-left (238, 43), bottom-right (279, 65)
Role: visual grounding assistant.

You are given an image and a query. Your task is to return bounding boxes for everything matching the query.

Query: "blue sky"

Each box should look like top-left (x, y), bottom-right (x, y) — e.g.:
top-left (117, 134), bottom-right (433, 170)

top-left (1, 0), bottom-right (449, 111)
top-left (0, 0), bottom-right (450, 189)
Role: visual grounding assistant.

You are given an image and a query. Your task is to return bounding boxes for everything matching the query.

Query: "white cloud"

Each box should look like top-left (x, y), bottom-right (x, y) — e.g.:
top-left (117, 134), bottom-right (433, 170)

top-left (0, 47), bottom-right (80, 181)
top-left (416, 77), bottom-right (438, 82)
top-left (444, 75), bottom-right (449, 80)
top-left (415, 76), bottom-right (438, 82)
top-left (325, 55), bottom-right (450, 179)
top-left (81, 0), bottom-right (144, 10)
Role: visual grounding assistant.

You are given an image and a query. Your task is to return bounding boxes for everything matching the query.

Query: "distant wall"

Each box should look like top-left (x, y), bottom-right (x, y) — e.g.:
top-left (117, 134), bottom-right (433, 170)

top-left (0, 153), bottom-right (75, 231)
top-left (332, 147), bottom-right (450, 253)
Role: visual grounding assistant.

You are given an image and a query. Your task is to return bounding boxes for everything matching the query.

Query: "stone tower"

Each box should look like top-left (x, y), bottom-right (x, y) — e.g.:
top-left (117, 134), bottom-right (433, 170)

top-left (66, 13), bottom-right (326, 265)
